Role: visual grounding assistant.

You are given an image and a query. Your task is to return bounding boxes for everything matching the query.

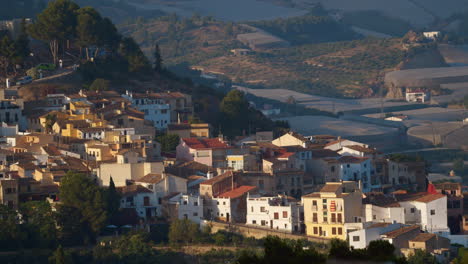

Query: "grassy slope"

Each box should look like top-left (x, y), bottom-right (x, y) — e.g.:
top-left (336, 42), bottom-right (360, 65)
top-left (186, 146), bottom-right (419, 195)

top-left (122, 18), bottom-right (409, 98)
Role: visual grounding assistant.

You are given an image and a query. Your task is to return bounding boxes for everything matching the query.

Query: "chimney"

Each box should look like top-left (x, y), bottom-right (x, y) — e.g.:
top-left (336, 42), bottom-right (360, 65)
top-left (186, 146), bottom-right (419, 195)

top-left (207, 171), bottom-right (214, 179)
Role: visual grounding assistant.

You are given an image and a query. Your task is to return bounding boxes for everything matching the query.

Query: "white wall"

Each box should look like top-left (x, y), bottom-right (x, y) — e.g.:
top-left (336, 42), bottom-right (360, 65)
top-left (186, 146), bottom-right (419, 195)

top-left (176, 194), bottom-right (204, 224)
top-left (364, 204), bottom-right (406, 224)
top-left (339, 160), bottom-right (372, 192)
top-left (400, 196), bottom-right (449, 233)
top-left (348, 223), bottom-right (402, 249)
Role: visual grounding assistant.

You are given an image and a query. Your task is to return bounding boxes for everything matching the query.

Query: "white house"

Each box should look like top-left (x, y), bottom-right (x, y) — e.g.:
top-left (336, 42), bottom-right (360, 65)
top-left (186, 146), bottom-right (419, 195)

top-left (122, 91), bottom-right (171, 130)
top-left (348, 222), bottom-right (403, 249)
top-left (167, 193), bottom-right (204, 224)
top-left (363, 203), bottom-right (405, 224)
top-left (324, 138), bottom-right (366, 151)
top-left (246, 194), bottom-right (303, 233)
top-left (134, 172), bottom-right (188, 217)
top-left (406, 90), bottom-right (429, 103)
top-left (118, 185), bottom-right (158, 219)
top-left (398, 193), bottom-right (449, 234)
top-left (338, 156), bottom-right (373, 193)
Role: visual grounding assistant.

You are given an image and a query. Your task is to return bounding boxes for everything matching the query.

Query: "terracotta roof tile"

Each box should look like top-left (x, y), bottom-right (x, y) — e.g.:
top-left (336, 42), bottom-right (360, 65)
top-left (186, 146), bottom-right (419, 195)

top-left (182, 138), bottom-right (230, 150)
top-left (382, 225), bottom-right (420, 238)
top-left (217, 185), bottom-right (256, 199)
top-left (410, 233), bottom-right (435, 242)
top-left (136, 173), bottom-right (164, 184)
top-left (200, 171), bottom-right (233, 186)
top-left (117, 185), bottom-right (152, 196)
top-left (338, 156), bottom-right (369, 163)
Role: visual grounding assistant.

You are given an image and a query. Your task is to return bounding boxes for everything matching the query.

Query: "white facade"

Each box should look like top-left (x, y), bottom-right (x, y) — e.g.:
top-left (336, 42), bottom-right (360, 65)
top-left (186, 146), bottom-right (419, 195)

top-left (122, 91), bottom-right (171, 130)
top-left (399, 196), bottom-right (449, 234)
top-left (246, 195), bottom-right (303, 233)
top-left (325, 139), bottom-right (365, 151)
top-left (0, 100), bottom-right (26, 131)
top-left (208, 197), bottom-right (232, 221)
top-left (348, 223), bottom-right (403, 249)
top-left (120, 189), bottom-right (158, 219)
top-left (339, 159), bottom-right (372, 193)
top-left (77, 129), bottom-right (107, 140)
top-left (363, 204), bottom-right (405, 224)
top-left (406, 91), bottom-right (429, 103)
top-left (169, 194), bottom-right (204, 224)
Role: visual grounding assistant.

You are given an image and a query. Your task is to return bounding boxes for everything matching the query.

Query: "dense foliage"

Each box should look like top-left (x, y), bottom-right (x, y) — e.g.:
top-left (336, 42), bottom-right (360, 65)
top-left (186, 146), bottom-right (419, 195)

top-left (248, 13), bottom-right (359, 45)
top-left (341, 10), bottom-right (413, 37)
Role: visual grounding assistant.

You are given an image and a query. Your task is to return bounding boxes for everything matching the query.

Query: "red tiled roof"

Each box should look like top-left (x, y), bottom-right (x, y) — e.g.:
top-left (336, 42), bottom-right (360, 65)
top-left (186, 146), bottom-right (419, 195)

top-left (410, 233), bottom-right (435, 242)
top-left (277, 152), bottom-right (295, 159)
top-left (325, 139), bottom-right (346, 147)
top-left (200, 171), bottom-right (233, 186)
top-left (218, 185), bottom-right (256, 199)
top-left (396, 192), bottom-right (446, 203)
top-left (338, 156), bottom-right (369, 163)
top-left (182, 138), bottom-right (230, 150)
top-left (382, 225), bottom-right (420, 238)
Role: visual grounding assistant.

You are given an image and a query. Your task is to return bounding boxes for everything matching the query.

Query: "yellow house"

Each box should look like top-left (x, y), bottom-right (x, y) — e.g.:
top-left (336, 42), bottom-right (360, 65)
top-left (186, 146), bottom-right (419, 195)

top-left (302, 181), bottom-right (362, 240)
top-left (167, 123), bottom-right (211, 138)
top-left (272, 131), bottom-right (309, 147)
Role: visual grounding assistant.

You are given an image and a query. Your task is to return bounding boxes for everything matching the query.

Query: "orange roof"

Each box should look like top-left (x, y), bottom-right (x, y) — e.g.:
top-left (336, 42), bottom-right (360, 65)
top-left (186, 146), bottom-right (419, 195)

top-left (277, 152), bottom-right (295, 159)
top-left (338, 156), bottom-right (369, 163)
top-left (382, 225), bottom-right (420, 238)
top-left (410, 233), bottom-right (436, 242)
top-left (412, 193), bottom-right (446, 203)
top-left (218, 185), bottom-right (256, 199)
top-left (200, 171), bottom-right (233, 186)
top-left (325, 139), bottom-right (346, 147)
top-left (183, 138), bottom-right (230, 150)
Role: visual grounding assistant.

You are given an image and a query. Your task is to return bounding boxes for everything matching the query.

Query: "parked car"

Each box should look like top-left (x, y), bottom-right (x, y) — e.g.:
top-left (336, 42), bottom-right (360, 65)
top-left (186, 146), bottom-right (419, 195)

top-left (36, 63), bottom-right (56, 71)
top-left (16, 76), bottom-right (33, 85)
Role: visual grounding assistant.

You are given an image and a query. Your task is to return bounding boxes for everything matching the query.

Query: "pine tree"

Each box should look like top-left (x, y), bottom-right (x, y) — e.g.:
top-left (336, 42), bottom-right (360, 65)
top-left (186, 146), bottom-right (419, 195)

top-left (153, 44), bottom-right (163, 72)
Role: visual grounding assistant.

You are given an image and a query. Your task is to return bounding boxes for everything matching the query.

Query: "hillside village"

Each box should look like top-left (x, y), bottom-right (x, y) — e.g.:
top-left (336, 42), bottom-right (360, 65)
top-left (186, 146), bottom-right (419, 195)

top-left (1, 0), bottom-right (468, 263)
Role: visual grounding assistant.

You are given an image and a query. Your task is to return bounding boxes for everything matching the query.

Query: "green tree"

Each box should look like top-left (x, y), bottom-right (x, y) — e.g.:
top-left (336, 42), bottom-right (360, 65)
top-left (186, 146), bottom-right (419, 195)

top-left (104, 177), bottom-right (120, 223)
top-left (156, 133), bottom-right (180, 152)
top-left (168, 219), bottom-right (199, 245)
top-left (58, 171), bottom-right (107, 244)
top-left (0, 205), bottom-right (23, 250)
top-left (49, 245), bottom-right (67, 264)
top-left (219, 90), bottom-right (250, 137)
top-left (406, 249), bottom-right (437, 264)
top-left (237, 236), bottom-right (327, 264)
top-left (328, 238), bottom-right (351, 259)
top-left (153, 43), bottom-right (163, 72)
top-left (118, 37), bottom-right (150, 72)
top-left (19, 201), bottom-right (57, 248)
top-left (366, 240), bottom-right (395, 261)
top-left (28, 0), bottom-right (80, 64)
top-left (76, 6), bottom-right (102, 60)
top-left (89, 78), bottom-right (110, 91)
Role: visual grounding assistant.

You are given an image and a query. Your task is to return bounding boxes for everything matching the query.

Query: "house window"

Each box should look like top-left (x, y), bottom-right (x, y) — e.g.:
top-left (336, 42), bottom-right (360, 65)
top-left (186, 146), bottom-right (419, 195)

top-left (332, 227), bottom-right (336, 235)
top-left (261, 220), bottom-right (266, 226)
top-left (430, 209), bottom-right (435, 215)
top-left (252, 220), bottom-right (256, 224)
top-left (337, 213), bottom-right (342, 223)
top-left (331, 213), bottom-right (336, 223)
top-left (194, 202), bottom-right (198, 206)
top-left (373, 215), bottom-right (376, 220)
top-left (313, 227), bottom-right (318, 234)
top-left (193, 212), bottom-right (198, 216)
top-left (283, 211), bottom-right (288, 218)
top-left (411, 208), bottom-right (415, 213)
top-left (312, 213), bottom-right (318, 222)
top-left (312, 200), bottom-right (317, 206)
top-left (223, 202), bottom-right (226, 205)
top-left (331, 166), bottom-right (335, 172)
top-left (347, 164), bottom-right (350, 168)
top-left (353, 236), bottom-right (360, 242)
top-left (323, 199), bottom-right (327, 209)
top-left (274, 212), bottom-right (279, 219)
top-left (183, 201), bottom-right (187, 205)
top-left (260, 207), bottom-right (266, 212)
top-left (251, 206), bottom-right (254, 212)
top-left (338, 228), bottom-right (342, 235)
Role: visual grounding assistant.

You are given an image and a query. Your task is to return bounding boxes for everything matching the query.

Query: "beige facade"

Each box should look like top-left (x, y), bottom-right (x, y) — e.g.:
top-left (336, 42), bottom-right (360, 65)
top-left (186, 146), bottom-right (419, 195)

top-left (0, 179), bottom-right (18, 209)
top-left (272, 132), bottom-right (308, 148)
top-left (302, 181), bottom-right (362, 240)
top-left (167, 123), bottom-right (211, 138)
top-left (96, 161), bottom-right (164, 187)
